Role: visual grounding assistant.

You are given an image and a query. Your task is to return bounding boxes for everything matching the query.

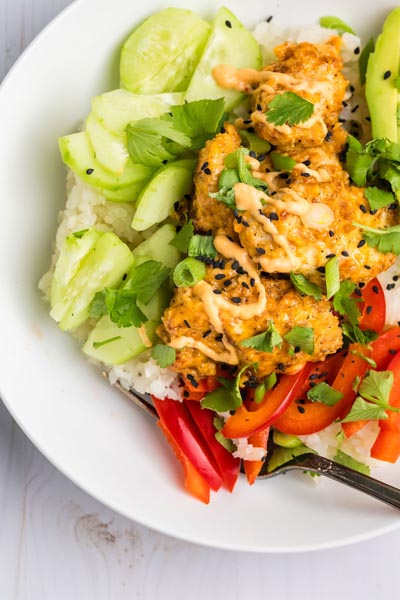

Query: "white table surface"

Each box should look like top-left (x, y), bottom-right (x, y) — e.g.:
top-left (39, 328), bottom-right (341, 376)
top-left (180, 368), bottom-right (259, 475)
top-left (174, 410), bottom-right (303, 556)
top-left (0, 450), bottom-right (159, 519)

top-left (1, 1), bottom-right (400, 598)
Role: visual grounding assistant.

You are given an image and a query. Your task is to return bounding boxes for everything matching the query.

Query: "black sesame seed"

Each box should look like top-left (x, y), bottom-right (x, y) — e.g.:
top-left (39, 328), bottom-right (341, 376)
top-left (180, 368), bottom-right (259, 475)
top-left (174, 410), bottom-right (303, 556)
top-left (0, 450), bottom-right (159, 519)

top-left (359, 204), bottom-right (368, 213)
top-left (256, 103), bottom-right (262, 111)
top-left (247, 127), bottom-right (255, 133)
top-left (297, 405), bottom-right (306, 414)
top-left (354, 47), bottom-right (361, 55)
top-left (277, 363), bottom-right (285, 371)
top-left (229, 409), bottom-right (236, 415)
top-left (370, 209), bottom-right (378, 215)
top-left (243, 119), bottom-right (252, 124)
top-left (162, 159), bottom-right (168, 164)
top-left (256, 247), bottom-right (266, 255)
top-left (268, 212), bottom-right (279, 221)
top-left (325, 131), bottom-right (333, 142)
top-left (242, 282), bottom-right (250, 289)
top-left (258, 153), bottom-right (267, 161)
top-left (354, 288), bottom-right (362, 297)
top-left (202, 330), bottom-right (211, 338)
top-left (326, 253), bottom-right (336, 259)
top-left (215, 273), bottom-right (226, 280)
top-left (389, 203), bottom-right (398, 210)
top-left (250, 278), bottom-right (255, 287)
top-left (231, 297), bottom-right (241, 304)
top-left (86, 168), bottom-right (94, 175)
top-left (303, 160), bottom-right (311, 166)
top-left (183, 390), bottom-right (189, 398)
top-left (384, 70), bottom-right (392, 80)
top-left (122, 273), bottom-right (127, 281)
top-left (372, 285), bottom-right (379, 294)
top-left (225, 19), bottom-right (232, 28)
top-left (223, 279), bottom-right (232, 287)
top-left (213, 289), bottom-right (222, 295)
top-left (364, 265), bottom-right (372, 270)
top-left (286, 178), bottom-right (293, 185)
top-left (301, 172), bottom-right (310, 177)
top-left (342, 101), bottom-right (348, 107)
top-left (278, 172), bottom-right (290, 179)
top-left (359, 282), bottom-right (366, 288)
top-left (184, 319), bottom-right (190, 328)
top-left (389, 349), bottom-right (397, 355)
top-left (237, 267), bottom-right (246, 275)
top-left (204, 168), bottom-right (212, 175)
top-left (187, 374), bottom-right (198, 388)
top-left (309, 374), bottom-right (319, 380)
top-left (215, 334), bottom-right (223, 341)
top-left (393, 275), bottom-right (399, 282)
top-left (294, 346), bottom-right (301, 353)
top-left (350, 85), bottom-right (355, 93)
top-left (266, 15), bottom-right (273, 22)
top-left (351, 104), bottom-right (360, 113)
top-left (200, 161), bottom-right (209, 171)
top-left (317, 266), bottom-right (326, 273)
top-left (329, 230), bottom-right (335, 238)
top-left (366, 306), bottom-right (373, 314)
top-left (341, 251), bottom-right (350, 257)
top-left (365, 115), bottom-right (371, 122)
top-left (232, 261), bottom-right (239, 270)
top-left (387, 283), bottom-right (396, 291)
top-left (249, 150), bottom-right (257, 158)
top-left (357, 239), bottom-right (366, 248)
top-left (242, 221), bottom-right (250, 228)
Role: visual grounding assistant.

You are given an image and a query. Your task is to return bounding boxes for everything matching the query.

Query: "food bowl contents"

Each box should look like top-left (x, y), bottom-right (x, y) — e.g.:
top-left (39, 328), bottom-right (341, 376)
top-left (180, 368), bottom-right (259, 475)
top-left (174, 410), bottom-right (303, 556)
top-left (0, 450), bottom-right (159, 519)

top-left (40, 6), bottom-right (400, 503)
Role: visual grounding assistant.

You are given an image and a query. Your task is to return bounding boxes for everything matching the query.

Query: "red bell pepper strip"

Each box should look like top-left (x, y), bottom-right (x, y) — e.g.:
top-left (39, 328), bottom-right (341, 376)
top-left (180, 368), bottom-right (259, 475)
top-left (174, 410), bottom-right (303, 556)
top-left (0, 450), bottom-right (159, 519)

top-left (222, 363), bottom-right (314, 439)
top-left (371, 350), bottom-right (400, 463)
top-left (370, 327), bottom-right (400, 370)
top-left (242, 390), bottom-right (269, 485)
top-left (357, 278), bottom-right (386, 333)
top-left (181, 375), bottom-right (220, 401)
top-left (157, 421), bottom-right (210, 503)
top-left (274, 345), bottom-right (370, 435)
top-left (185, 401), bottom-right (240, 492)
top-left (152, 397), bottom-right (223, 491)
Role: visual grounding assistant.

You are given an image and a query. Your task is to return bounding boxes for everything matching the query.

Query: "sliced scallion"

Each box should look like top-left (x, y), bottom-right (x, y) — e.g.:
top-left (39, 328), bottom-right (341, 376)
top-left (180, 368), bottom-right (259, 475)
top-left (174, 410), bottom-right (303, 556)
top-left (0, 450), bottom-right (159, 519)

top-left (173, 257), bottom-right (206, 287)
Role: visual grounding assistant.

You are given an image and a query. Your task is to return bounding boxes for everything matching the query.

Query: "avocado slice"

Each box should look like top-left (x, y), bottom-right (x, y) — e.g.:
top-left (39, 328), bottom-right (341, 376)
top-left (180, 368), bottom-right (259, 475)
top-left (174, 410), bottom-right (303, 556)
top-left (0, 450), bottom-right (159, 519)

top-left (366, 8), bottom-right (400, 142)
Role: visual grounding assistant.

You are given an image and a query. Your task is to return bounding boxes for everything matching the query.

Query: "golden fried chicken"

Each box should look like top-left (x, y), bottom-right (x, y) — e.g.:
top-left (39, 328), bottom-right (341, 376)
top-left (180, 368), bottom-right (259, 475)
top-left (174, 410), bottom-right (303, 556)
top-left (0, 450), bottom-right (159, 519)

top-left (191, 122), bottom-right (241, 238)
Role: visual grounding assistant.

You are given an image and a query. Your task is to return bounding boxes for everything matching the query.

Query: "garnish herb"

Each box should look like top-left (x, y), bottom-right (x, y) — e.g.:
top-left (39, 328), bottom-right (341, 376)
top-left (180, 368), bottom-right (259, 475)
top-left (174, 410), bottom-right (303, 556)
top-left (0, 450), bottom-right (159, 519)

top-left (240, 321), bottom-right (283, 353)
top-left (284, 326), bottom-right (314, 355)
top-left (201, 363), bottom-right (257, 412)
top-left (364, 186), bottom-right (395, 210)
top-left (72, 229), bottom-right (90, 239)
top-left (239, 130), bottom-right (271, 154)
top-left (152, 344), bottom-right (176, 368)
top-left (289, 272), bottom-right (322, 300)
top-left (307, 381), bottom-right (344, 406)
top-left (333, 449), bottom-right (370, 475)
top-left (353, 222), bottom-right (400, 255)
top-left (319, 16), bottom-right (355, 35)
top-left (188, 235), bottom-right (217, 259)
top-left (265, 92), bottom-right (314, 127)
top-left (332, 280), bottom-right (361, 325)
top-left (267, 445), bottom-right (315, 473)
top-left (126, 98), bottom-right (225, 166)
top-left (341, 396), bottom-right (389, 422)
top-left (350, 349), bottom-right (377, 368)
top-left (92, 336), bottom-right (122, 349)
top-left (325, 256), bottom-right (340, 298)
top-left (254, 373), bottom-right (277, 403)
top-left (169, 219), bottom-right (194, 252)
top-left (270, 151), bottom-right (297, 172)
top-left (358, 370), bottom-right (394, 406)
top-left (173, 257), bottom-right (206, 287)
top-left (342, 324), bottom-right (378, 345)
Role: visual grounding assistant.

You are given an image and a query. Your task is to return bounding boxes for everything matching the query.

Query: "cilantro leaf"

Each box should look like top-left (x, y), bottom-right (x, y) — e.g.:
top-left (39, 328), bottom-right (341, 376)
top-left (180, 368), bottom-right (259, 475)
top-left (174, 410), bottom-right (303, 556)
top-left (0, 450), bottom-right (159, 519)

top-left (125, 260), bottom-right (170, 304)
top-left (364, 186), bottom-right (395, 210)
top-left (307, 382), bottom-right (343, 406)
top-left (265, 92), bottom-right (314, 127)
top-left (188, 235), bottom-right (217, 259)
top-left (319, 16), bottom-right (355, 35)
top-left (92, 336), bottom-right (122, 349)
top-left (201, 386), bottom-right (236, 412)
top-left (342, 323), bottom-right (378, 345)
top-left (345, 134), bottom-right (375, 186)
top-left (358, 370), bottom-right (394, 406)
top-left (226, 148), bottom-right (268, 190)
top-left (333, 280), bottom-right (361, 325)
top-left (289, 272), bottom-right (322, 300)
top-left (218, 168), bottom-right (240, 189)
top-left (169, 220), bottom-right (194, 253)
top-left (267, 445), bottom-right (316, 473)
top-left (240, 321), bottom-right (283, 353)
top-left (152, 344), bottom-right (176, 368)
top-left (126, 118), bottom-right (190, 166)
top-left (90, 288), bottom-right (147, 328)
top-left (239, 130), bottom-right (271, 154)
top-left (353, 222), bottom-right (400, 255)
top-left (341, 396), bottom-right (388, 422)
top-left (333, 449), bottom-right (370, 475)
top-left (165, 98), bottom-right (225, 150)
top-left (284, 326), bottom-right (314, 354)
top-left (209, 187), bottom-right (236, 209)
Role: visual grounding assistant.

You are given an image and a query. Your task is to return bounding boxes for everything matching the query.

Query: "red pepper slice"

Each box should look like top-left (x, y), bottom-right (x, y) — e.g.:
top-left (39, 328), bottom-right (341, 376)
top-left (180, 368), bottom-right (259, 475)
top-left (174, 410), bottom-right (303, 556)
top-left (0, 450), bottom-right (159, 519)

top-left (157, 421), bottom-right (210, 503)
top-left (274, 345), bottom-right (370, 435)
top-left (185, 401), bottom-right (240, 492)
top-left (357, 278), bottom-right (386, 333)
top-left (371, 350), bottom-right (400, 463)
top-left (222, 363), bottom-right (314, 439)
top-left (152, 397), bottom-right (223, 491)
top-left (371, 326), bottom-right (400, 370)
top-left (181, 375), bottom-right (220, 401)
top-left (242, 390), bottom-right (269, 485)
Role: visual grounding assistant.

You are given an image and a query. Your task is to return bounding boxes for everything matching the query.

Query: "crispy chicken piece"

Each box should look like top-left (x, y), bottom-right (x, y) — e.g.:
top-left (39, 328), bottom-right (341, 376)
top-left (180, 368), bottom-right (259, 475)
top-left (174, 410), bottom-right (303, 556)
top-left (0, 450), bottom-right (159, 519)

top-left (158, 261), bottom-right (342, 380)
top-left (249, 38), bottom-right (348, 150)
top-left (234, 143), bottom-right (396, 284)
top-left (191, 122), bottom-right (241, 238)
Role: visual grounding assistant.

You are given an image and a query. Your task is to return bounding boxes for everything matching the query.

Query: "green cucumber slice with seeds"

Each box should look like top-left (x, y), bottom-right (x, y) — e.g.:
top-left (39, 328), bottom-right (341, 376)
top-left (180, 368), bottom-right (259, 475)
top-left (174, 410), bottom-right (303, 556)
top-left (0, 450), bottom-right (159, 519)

top-left (185, 7), bottom-right (261, 111)
top-left (131, 164), bottom-right (193, 231)
top-left (59, 131), bottom-right (154, 191)
top-left (131, 224), bottom-right (181, 270)
top-left (86, 113), bottom-right (129, 175)
top-left (92, 89), bottom-right (184, 136)
top-left (120, 8), bottom-right (211, 94)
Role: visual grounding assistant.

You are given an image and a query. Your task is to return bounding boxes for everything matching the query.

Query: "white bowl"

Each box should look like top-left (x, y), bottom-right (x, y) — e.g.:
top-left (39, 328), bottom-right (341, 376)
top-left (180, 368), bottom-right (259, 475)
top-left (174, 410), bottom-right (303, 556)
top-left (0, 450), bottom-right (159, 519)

top-left (1, 0), bottom-right (400, 553)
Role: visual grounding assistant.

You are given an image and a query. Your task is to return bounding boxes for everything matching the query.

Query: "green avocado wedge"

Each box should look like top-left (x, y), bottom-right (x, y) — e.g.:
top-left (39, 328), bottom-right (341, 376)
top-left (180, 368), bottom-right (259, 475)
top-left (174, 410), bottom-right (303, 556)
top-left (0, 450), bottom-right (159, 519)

top-left (366, 7), bottom-right (400, 142)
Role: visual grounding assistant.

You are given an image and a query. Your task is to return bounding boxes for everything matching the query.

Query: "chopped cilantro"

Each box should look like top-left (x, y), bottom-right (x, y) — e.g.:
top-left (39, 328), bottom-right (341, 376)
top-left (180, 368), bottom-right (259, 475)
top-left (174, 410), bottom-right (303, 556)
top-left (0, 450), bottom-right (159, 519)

top-left (284, 326), bottom-right (314, 355)
top-left (152, 344), bottom-right (176, 368)
top-left (265, 92), bottom-right (314, 127)
top-left (188, 235), bottom-right (217, 259)
top-left (341, 396), bottom-right (389, 422)
top-left (358, 370), bottom-right (394, 406)
top-left (364, 186), bottom-right (395, 210)
top-left (169, 219), bottom-right (194, 253)
top-left (270, 151), bottom-right (297, 172)
top-left (353, 222), bottom-right (400, 255)
top-left (240, 321), bottom-right (283, 353)
top-left (333, 280), bottom-right (361, 325)
top-left (289, 272), bottom-right (322, 300)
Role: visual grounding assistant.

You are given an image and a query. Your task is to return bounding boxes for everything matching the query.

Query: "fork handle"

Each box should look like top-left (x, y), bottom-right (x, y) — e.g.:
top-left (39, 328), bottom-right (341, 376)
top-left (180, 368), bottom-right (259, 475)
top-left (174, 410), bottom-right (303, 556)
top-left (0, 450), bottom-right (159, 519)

top-left (295, 455), bottom-right (400, 510)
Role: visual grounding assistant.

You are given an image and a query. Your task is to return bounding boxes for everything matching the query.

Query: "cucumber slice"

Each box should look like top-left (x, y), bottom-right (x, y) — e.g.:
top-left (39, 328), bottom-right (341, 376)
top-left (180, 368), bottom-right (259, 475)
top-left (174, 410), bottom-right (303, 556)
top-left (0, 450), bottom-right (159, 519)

top-left (50, 228), bottom-right (102, 310)
top-left (50, 232), bottom-right (134, 331)
top-left (83, 315), bottom-right (155, 365)
top-left (59, 131), bottom-right (154, 191)
top-left (131, 165), bottom-right (193, 231)
top-left (132, 224), bottom-right (181, 269)
top-left (101, 182), bottom-right (145, 203)
top-left (185, 7), bottom-right (261, 111)
top-left (120, 8), bottom-right (211, 94)
top-left (92, 89), bottom-right (184, 136)
top-left (86, 113), bottom-right (129, 174)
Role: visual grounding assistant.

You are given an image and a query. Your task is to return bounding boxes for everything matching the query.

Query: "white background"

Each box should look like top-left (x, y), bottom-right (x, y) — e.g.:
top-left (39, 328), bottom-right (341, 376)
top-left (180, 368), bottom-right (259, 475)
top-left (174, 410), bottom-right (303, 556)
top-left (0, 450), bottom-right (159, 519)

top-left (1, 1), bottom-right (400, 598)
